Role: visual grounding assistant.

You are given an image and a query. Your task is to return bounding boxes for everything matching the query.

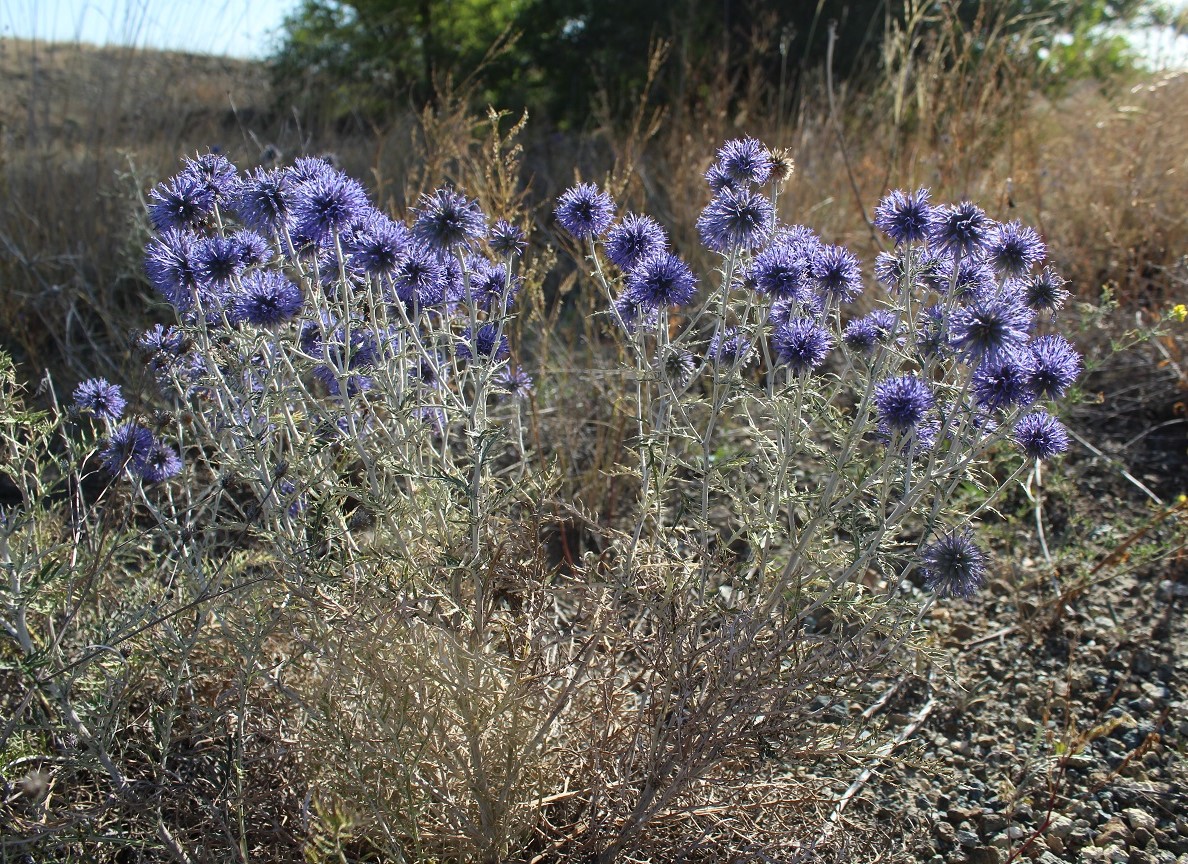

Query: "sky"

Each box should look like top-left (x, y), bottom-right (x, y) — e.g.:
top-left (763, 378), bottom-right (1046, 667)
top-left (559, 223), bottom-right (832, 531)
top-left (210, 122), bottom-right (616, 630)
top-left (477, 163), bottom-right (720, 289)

top-left (1, 0), bottom-right (1185, 66)
top-left (0, 1), bottom-right (299, 59)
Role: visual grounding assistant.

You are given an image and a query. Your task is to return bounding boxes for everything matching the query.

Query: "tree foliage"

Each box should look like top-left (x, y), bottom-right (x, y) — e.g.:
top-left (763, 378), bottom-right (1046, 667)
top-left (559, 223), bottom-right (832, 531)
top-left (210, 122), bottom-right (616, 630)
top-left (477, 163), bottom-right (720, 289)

top-left (269, 0), bottom-right (1156, 127)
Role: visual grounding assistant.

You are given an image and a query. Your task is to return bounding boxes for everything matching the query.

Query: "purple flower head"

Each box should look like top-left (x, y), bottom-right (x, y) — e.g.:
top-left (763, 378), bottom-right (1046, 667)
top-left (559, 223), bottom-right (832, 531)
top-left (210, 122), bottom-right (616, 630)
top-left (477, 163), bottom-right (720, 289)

top-left (412, 188), bottom-right (487, 251)
top-left (555, 183), bottom-right (615, 240)
top-left (195, 236), bottom-right (245, 291)
top-left (811, 244), bottom-right (863, 303)
top-left (605, 213), bottom-right (667, 271)
top-left (457, 323), bottom-right (510, 362)
top-left (697, 186), bottom-right (774, 253)
top-left (145, 229), bottom-right (204, 312)
top-left (612, 291), bottom-right (656, 334)
top-left (231, 230), bottom-right (273, 268)
top-left (496, 365), bottom-right (534, 401)
top-left (347, 213), bottom-right (412, 278)
top-left (235, 167), bottom-right (294, 235)
top-left (288, 155), bottom-right (338, 186)
top-left (139, 324), bottom-right (184, 357)
top-left (292, 169), bottom-right (371, 246)
top-left (972, 353), bottom-right (1039, 413)
top-left (843, 310), bottom-right (901, 353)
top-left (1022, 266), bottom-right (1069, 313)
top-left (489, 219), bottom-right (526, 257)
top-left (772, 317), bottom-right (833, 373)
top-left (874, 188), bottom-right (934, 246)
top-left (704, 163), bottom-right (737, 194)
top-left (1014, 410), bottom-right (1070, 461)
top-left (751, 243), bottom-right (812, 302)
top-left (769, 294), bottom-right (824, 329)
top-left (987, 220), bottom-right (1045, 278)
top-left (390, 244), bottom-right (447, 311)
top-left (141, 440), bottom-right (183, 484)
top-left (148, 172), bottom-right (215, 232)
top-left (711, 137), bottom-right (773, 186)
top-left (772, 225), bottom-right (823, 257)
top-left (949, 293), bottom-right (1035, 365)
top-left (707, 327), bottom-right (754, 367)
top-left (921, 530), bottom-right (987, 598)
top-left (1028, 334), bottom-right (1082, 400)
top-left (232, 271), bottom-right (303, 327)
top-left (875, 375), bottom-right (935, 432)
top-left (469, 258), bottom-right (520, 312)
top-left (181, 153), bottom-right (240, 201)
top-left (74, 378), bottom-right (126, 422)
top-left (937, 257), bottom-right (998, 301)
top-left (930, 201), bottom-right (993, 258)
top-left (625, 252), bottom-right (698, 311)
top-left (100, 422), bottom-right (155, 478)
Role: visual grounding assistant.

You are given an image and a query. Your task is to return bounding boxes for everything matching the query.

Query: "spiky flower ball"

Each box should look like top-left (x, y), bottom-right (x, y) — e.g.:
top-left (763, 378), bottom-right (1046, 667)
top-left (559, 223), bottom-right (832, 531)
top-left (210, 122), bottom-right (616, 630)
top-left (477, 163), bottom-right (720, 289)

top-left (1014, 411), bottom-right (1070, 461)
top-left (74, 378), bottom-right (126, 423)
top-left (555, 183), bottom-right (615, 240)
top-left (921, 530), bottom-right (987, 598)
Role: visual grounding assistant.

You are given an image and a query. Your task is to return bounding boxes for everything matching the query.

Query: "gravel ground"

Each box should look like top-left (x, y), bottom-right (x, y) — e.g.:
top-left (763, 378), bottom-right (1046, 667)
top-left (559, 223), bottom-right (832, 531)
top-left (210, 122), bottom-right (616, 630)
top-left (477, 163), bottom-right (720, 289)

top-left (827, 346), bottom-right (1188, 864)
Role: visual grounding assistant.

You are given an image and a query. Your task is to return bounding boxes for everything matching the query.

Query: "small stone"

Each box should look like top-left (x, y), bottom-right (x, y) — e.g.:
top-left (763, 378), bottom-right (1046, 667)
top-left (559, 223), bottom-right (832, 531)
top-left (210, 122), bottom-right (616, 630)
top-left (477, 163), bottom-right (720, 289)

top-left (968, 847), bottom-right (1002, 864)
top-left (936, 821), bottom-right (958, 846)
top-left (1097, 818), bottom-right (1133, 848)
top-left (1133, 827), bottom-right (1153, 847)
top-left (1050, 814), bottom-right (1075, 840)
top-left (1047, 834), bottom-right (1065, 855)
top-left (958, 828), bottom-right (981, 848)
top-left (1006, 825), bottom-right (1027, 841)
top-left (982, 813), bottom-right (1008, 835)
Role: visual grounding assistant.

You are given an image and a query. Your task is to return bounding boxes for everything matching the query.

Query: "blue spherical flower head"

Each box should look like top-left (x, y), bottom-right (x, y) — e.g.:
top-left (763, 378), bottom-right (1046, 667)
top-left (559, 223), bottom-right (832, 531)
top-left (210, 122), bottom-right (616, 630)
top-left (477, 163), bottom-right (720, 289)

top-left (235, 167), bottom-right (294, 235)
top-left (987, 220), bottom-right (1045, 278)
top-left (74, 378), bottom-right (126, 422)
top-left (772, 318), bottom-right (833, 373)
top-left (141, 439), bottom-right (183, 484)
top-left (181, 153), bottom-right (240, 201)
top-left (605, 213), bottom-right (667, 271)
top-left (196, 235), bottom-right (246, 292)
top-left (930, 201), bottom-right (993, 258)
top-left (972, 353), bottom-right (1038, 412)
top-left (100, 422), bottom-right (154, 478)
top-left (489, 219), bottom-right (527, 257)
top-left (412, 188), bottom-right (487, 251)
top-left (875, 375), bottom-right (935, 433)
top-left (1022, 266), bottom-right (1069, 313)
top-left (811, 244), bottom-right (863, 303)
top-left (625, 252), bottom-right (698, 311)
top-left (950, 293), bottom-right (1035, 365)
top-left (555, 183), bottom-right (615, 240)
top-left (704, 163), bottom-right (737, 194)
top-left (874, 188), bottom-right (934, 246)
top-left (921, 530), bottom-right (987, 598)
top-left (148, 172), bottom-right (215, 232)
top-left (145, 229), bottom-right (204, 312)
top-left (293, 169), bottom-right (372, 246)
top-left (708, 327), bottom-right (754, 367)
top-left (751, 243), bottom-right (812, 302)
top-left (139, 324), bottom-right (184, 357)
top-left (937, 257), bottom-right (997, 301)
top-left (1014, 410), bottom-right (1070, 461)
top-left (231, 230), bottom-right (273, 268)
top-left (458, 323), bottom-right (510, 362)
top-left (469, 258), bottom-right (521, 312)
top-left (1028, 334), bottom-right (1082, 400)
top-left (232, 271), bottom-right (303, 327)
top-left (496, 365), bottom-right (534, 401)
top-left (697, 187), bottom-right (774, 253)
top-left (711, 137), bottom-right (773, 186)
top-left (843, 310), bottom-right (901, 353)
top-left (390, 244), bottom-right (447, 312)
top-left (288, 155), bottom-right (338, 186)
top-left (347, 213), bottom-right (412, 278)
